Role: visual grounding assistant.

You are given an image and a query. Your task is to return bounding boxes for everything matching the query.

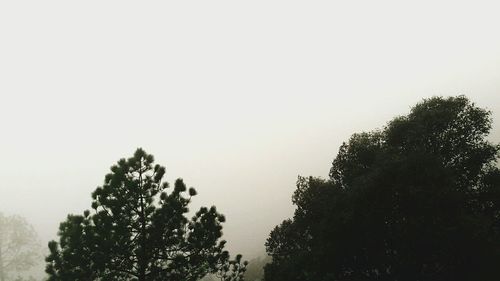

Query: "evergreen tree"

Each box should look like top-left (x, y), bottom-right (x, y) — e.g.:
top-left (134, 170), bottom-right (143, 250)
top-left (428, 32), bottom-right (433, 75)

top-left (46, 149), bottom-right (246, 281)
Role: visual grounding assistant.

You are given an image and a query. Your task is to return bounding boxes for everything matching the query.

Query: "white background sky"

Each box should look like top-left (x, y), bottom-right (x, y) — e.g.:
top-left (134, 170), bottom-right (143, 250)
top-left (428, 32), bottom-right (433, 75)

top-left (1, 0), bottom-right (500, 276)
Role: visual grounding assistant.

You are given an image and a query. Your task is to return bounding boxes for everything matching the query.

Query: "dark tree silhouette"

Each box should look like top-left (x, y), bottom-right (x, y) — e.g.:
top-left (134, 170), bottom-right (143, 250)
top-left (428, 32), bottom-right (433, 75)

top-left (46, 149), bottom-right (246, 281)
top-left (265, 96), bottom-right (500, 281)
top-left (0, 213), bottom-right (41, 281)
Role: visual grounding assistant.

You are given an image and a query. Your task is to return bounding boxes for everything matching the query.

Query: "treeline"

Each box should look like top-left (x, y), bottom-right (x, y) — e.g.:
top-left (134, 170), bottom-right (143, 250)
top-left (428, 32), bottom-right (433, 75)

top-left (1, 96), bottom-right (499, 281)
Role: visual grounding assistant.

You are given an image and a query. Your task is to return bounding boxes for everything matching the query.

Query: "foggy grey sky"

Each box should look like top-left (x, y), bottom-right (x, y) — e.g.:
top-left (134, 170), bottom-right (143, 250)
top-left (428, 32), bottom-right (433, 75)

top-left (1, 0), bottom-right (500, 269)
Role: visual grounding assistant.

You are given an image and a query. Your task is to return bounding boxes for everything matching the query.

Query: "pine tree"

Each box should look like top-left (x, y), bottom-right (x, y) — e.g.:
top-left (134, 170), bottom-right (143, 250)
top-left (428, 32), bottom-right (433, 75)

top-left (46, 149), bottom-right (246, 281)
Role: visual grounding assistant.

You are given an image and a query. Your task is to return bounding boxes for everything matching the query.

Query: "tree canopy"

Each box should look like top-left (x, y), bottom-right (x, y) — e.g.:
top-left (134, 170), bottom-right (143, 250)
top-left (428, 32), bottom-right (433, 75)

top-left (46, 149), bottom-right (246, 281)
top-left (0, 213), bottom-right (41, 281)
top-left (265, 96), bottom-right (500, 281)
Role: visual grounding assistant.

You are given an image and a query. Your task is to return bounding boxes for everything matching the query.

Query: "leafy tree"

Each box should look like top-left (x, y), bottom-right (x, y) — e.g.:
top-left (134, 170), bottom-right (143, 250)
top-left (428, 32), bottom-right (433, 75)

top-left (265, 96), bottom-right (500, 281)
top-left (0, 213), bottom-right (41, 281)
top-left (46, 149), bottom-right (247, 281)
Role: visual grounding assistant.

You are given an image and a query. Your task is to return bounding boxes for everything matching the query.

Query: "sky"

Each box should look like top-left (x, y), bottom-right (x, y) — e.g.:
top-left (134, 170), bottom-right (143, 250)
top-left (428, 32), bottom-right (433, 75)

top-left (1, 0), bottom-right (500, 276)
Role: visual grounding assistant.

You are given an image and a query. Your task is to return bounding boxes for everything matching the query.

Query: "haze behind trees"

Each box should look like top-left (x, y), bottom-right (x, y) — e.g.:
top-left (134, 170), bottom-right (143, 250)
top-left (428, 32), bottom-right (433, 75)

top-left (1, 1), bottom-right (500, 279)
top-left (0, 213), bottom-right (41, 281)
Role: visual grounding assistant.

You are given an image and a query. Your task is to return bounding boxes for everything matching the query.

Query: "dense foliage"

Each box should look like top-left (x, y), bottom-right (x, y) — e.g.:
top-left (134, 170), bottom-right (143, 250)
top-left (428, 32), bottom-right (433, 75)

top-left (46, 149), bottom-right (246, 281)
top-left (265, 96), bottom-right (500, 281)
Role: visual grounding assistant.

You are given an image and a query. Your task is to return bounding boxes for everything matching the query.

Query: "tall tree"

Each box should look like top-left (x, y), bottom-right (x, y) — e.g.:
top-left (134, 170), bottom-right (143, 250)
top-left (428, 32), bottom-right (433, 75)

top-left (265, 96), bottom-right (500, 281)
top-left (46, 149), bottom-right (246, 281)
top-left (0, 213), bottom-right (40, 281)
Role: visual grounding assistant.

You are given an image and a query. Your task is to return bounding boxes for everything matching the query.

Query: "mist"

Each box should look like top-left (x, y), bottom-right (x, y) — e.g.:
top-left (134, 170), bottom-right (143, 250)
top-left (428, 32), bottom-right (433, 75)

top-left (1, 1), bottom-right (499, 279)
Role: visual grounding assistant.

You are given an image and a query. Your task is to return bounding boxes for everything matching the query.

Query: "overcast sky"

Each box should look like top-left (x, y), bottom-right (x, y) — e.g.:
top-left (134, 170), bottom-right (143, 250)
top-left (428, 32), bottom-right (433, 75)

top-left (1, 1), bottom-right (500, 275)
